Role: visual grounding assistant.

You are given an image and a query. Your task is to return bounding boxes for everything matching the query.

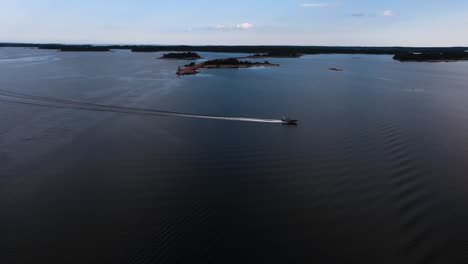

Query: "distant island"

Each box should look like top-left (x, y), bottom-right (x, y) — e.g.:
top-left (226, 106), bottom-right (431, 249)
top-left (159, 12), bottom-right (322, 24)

top-left (18, 44), bottom-right (112, 52)
top-left (1, 43), bottom-right (468, 62)
top-left (176, 58), bottom-right (279, 75)
top-left (159, 52), bottom-right (202, 60)
top-left (393, 51), bottom-right (468, 62)
top-left (203, 58), bottom-right (278, 68)
top-left (59, 46), bottom-right (111, 52)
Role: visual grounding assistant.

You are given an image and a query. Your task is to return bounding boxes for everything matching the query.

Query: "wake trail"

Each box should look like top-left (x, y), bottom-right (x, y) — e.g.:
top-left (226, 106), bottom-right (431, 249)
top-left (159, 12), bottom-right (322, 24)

top-left (0, 90), bottom-right (283, 124)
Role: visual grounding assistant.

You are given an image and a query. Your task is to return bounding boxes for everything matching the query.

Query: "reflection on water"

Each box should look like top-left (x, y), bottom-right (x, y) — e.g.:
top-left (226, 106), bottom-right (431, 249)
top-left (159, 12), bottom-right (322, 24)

top-left (0, 55), bottom-right (60, 66)
top-left (0, 48), bottom-right (468, 264)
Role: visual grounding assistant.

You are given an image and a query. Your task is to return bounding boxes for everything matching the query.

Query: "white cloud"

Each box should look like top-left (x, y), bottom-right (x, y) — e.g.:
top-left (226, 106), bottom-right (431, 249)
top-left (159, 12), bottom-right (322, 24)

top-left (300, 3), bottom-right (330, 8)
top-left (383, 10), bottom-right (394, 17)
top-left (236, 22), bottom-right (254, 30)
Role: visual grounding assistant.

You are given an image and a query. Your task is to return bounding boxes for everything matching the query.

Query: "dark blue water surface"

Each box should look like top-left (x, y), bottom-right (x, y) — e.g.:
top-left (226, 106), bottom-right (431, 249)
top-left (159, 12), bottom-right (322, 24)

top-left (1, 48), bottom-right (468, 263)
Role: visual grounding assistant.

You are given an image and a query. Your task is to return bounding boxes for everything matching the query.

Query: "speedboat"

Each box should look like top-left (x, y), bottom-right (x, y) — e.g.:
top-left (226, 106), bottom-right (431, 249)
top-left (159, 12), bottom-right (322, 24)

top-left (282, 117), bottom-right (298, 125)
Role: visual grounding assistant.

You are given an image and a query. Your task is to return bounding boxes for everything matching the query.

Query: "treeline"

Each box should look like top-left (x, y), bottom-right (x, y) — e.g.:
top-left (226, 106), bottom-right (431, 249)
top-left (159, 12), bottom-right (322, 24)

top-left (393, 51), bottom-right (468, 61)
top-left (268, 51), bottom-right (302, 57)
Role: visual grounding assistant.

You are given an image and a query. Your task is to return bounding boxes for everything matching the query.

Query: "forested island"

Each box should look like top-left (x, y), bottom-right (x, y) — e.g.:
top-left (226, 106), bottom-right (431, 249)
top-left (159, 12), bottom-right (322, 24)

top-left (1, 43), bottom-right (468, 62)
top-left (160, 52), bottom-right (202, 60)
top-left (176, 58), bottom-right (279, 75)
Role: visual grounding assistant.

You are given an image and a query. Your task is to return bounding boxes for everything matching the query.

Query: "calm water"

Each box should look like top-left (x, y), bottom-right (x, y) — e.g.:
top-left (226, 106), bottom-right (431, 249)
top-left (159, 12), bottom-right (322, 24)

top-left (1, 48), bottom-right (468, 263)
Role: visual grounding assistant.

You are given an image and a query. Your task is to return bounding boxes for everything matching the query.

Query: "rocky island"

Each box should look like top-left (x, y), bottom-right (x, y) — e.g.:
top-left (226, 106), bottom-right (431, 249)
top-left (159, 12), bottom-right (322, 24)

top-left (160, 52), bottom-right (202, 60)
top-left (176, 58), bottom-right (279, 75)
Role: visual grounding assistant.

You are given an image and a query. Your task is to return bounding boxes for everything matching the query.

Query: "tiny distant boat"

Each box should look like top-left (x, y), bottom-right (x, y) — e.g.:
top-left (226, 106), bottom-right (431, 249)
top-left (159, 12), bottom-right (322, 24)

top-left (329, 67), bottom-right (343, 71)
top-left (282, 117), bottom-right (298, 125)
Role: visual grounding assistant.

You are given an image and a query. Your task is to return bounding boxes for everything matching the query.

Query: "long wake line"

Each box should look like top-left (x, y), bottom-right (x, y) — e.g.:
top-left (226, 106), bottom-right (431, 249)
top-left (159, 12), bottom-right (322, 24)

top-left (0, 89), bottom-right (283, 124)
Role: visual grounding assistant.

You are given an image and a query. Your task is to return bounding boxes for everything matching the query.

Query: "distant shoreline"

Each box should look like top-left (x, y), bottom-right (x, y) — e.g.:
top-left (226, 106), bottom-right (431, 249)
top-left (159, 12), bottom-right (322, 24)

top-left (1, 43), bottom-right (467, 62)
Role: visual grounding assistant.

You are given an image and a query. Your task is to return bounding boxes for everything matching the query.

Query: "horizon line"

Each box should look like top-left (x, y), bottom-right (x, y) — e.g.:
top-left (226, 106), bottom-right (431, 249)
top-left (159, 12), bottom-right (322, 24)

top-left (1, 42), bottom-right (467, 49)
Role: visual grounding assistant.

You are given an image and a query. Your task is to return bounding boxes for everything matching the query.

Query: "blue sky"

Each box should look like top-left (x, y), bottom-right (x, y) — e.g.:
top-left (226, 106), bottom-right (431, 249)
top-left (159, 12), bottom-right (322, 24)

top-left (1, 0), bottom-right (467, 46)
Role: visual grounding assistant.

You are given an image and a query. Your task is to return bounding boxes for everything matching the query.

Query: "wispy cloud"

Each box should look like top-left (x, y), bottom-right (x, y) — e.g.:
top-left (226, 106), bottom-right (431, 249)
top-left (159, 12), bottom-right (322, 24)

top-left (300, 3), bottom-right (330, 8)
top-left (236, 22), bottom-right (254, 30)
top-left (383, 10), bottom-right (394, 17)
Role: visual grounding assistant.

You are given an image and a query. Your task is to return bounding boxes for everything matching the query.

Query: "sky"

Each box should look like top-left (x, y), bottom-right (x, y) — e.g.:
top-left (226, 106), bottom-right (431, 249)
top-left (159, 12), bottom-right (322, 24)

top-left (1, 0), bottom-right (468, 46)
